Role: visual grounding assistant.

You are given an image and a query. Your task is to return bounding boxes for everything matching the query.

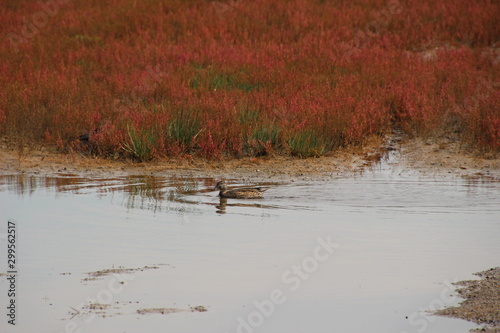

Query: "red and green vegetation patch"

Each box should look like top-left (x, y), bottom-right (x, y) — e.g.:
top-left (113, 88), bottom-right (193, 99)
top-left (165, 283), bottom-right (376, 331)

top-left (0, 0), bottom-right (498, 160)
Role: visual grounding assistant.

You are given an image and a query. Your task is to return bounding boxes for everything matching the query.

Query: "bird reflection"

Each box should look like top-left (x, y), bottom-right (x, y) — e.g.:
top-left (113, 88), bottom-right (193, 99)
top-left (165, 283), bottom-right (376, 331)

top-left (215, 197), bottom-right (227, 214)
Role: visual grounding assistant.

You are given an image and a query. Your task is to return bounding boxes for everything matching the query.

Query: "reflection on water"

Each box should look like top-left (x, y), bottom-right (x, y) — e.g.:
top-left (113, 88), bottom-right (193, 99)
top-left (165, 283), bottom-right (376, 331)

top-left (0, 170), bottom-right (499, 333)
top-left (0, 175), bottom-right (293, 215)
top-left (213, 197), bottom-right (281, 215)
top-left (216, 197), bottom-right (227, 214)
top-left (0, 174), bottom-right (200, 195)
top-left (0, 174), bottom-right (206, 213)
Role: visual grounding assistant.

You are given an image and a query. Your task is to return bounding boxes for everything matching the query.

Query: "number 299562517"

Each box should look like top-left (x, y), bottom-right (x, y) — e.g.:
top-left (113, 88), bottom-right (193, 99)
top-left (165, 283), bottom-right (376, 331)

top-left (8, 221), bottom-right (16, 270)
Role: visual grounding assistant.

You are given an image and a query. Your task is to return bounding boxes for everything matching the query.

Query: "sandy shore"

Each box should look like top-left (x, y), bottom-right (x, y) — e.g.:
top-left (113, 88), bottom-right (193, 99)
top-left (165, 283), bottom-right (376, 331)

top-left (397, 137), bottom-right (499, 179)
top-left (435, 267), bottom-right (500, 332)
top-left (1, 136), bottom-right (499, 181)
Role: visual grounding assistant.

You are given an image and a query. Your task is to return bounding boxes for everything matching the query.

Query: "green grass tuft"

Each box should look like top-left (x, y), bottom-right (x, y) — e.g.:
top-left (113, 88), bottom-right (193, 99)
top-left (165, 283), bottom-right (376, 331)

top-left (122, 126), bottom-right (158, 162)
top-left (288, 130), bottom-right (326, 158)
top-left (168, 111), bottom-right (203, 148)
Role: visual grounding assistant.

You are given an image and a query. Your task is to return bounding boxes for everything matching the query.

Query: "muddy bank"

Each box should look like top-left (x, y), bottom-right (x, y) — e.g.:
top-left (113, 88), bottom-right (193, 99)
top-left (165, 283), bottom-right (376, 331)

top-left (434, 267), bottom-right (500, 332)
top-left (0, 136), bottom-right (498, 180)
top-left (399, 137), bottom-right (499, 179)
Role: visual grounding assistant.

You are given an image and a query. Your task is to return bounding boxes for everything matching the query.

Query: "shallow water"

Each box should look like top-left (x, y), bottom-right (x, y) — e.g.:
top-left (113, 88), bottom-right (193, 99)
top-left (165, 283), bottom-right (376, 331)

top-left (0, 159), bottom-right (499, 333)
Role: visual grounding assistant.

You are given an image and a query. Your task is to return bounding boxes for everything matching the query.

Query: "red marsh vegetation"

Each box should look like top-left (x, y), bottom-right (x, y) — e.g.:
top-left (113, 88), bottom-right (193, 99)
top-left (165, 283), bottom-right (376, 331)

top-left (0, 0), bottom-right (499, 160)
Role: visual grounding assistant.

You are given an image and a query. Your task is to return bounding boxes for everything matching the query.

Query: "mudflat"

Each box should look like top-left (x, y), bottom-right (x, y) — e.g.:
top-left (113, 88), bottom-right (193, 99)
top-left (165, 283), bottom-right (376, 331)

top-left (435, 267), bottom-right (500, 333)
top-left (1, 136), bottom-right (499, 180)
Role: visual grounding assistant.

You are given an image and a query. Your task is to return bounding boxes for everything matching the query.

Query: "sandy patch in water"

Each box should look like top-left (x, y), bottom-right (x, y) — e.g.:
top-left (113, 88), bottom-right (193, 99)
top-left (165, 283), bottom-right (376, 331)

top-left (435, 267), bottom-right (500, 333)
top-left (63, 265), bottom-right (207, 320)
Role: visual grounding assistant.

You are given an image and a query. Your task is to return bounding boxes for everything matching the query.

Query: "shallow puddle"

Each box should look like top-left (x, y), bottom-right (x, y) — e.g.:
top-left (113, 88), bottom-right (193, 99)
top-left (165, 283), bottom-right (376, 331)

top-left (1, 159), bottom-right (499, 333)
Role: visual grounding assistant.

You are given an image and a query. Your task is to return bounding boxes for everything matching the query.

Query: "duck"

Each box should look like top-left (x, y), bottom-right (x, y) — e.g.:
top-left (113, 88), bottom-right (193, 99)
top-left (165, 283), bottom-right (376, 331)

top-left (212, 181), bottom-right (268, 199)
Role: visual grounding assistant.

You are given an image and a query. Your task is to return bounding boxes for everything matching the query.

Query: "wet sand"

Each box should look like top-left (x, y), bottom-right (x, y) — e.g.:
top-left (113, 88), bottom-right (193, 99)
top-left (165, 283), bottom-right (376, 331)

top-left (435, 267), bottom-right (500, 332)
top-left (398, 137), bottom-right (499, 179)
top-left (1, 136), bottom-right (499, 180)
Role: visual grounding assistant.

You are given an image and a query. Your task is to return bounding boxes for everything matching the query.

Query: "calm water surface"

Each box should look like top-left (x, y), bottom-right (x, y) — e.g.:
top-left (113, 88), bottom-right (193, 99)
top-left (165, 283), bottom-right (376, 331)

top-left (0, 160), bottom-right (499, 333)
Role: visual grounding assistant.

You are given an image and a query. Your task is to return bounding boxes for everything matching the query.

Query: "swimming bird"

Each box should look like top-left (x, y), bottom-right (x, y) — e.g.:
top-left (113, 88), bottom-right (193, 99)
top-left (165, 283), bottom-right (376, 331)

top-left (212, 181), bottom-right (268, 199)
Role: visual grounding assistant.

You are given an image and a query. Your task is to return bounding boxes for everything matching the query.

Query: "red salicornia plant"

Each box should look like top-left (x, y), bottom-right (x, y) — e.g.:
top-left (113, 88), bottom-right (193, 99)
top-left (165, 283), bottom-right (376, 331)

top-left (0, 0), bottom-right (498, 159)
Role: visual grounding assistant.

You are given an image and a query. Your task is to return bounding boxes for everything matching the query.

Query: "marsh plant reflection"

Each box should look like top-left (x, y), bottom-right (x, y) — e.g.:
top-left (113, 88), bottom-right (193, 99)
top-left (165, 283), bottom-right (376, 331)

top-left (0, 175), bottom-right (282, 216)
top-left (0, 174), bottom-right (204, 215)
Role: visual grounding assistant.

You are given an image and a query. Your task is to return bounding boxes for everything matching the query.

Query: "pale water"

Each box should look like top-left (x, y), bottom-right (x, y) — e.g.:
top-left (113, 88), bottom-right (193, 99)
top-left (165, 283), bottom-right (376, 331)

top-left (0, 159), bottom-right (499, 333)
